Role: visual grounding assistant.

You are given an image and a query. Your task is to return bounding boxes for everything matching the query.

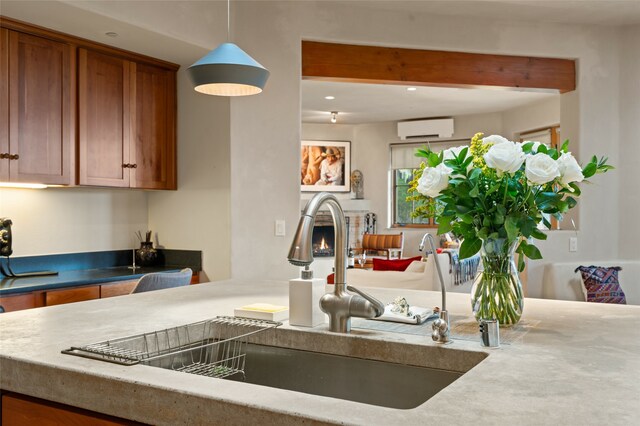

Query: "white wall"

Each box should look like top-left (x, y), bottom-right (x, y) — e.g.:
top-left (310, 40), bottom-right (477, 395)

top-left (501, 97), bottom-right (561, 140)
top-left (618, 24), bottom-right (640, 258)
top-left (0, 188), bottom-right (147, 256)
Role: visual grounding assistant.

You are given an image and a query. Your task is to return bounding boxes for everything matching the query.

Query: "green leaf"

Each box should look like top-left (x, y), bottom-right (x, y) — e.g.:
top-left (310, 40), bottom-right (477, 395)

top-left (582, 162), bottom-right (597, 178)
top-left (521, 241), bottom-right (543, 260)
top-left (505, 215), bottom-right (519, 241)
top-left (437, 220), bottom-right (453, 234)
top-left (469, 168), bottom-right (482, 181)
top-left (427, 152), bottom-right (441, 167)
top-left (469, 185), bottom-right (479, 198)
top-left (531, 228), bottom-right (548, 240)
top-left (459, 236), bottom-right (482, 259)
top-left (517, 252), bottom-right (526, 272)
top-left (537, 144), bottom-right (548, 154)
top-left (521, 142), bottom-right (534, 153)
top-left (415, 149), bottom-right (430, 158)
top-left (560, 139), bottom-right (570, 153)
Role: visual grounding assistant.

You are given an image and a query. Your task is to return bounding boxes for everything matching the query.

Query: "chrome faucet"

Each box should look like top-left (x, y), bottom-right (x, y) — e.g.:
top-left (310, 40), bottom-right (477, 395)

top-left (419, 233), bottom-right (451, 344)
top-left (288, 193), bottom-right (384, 333)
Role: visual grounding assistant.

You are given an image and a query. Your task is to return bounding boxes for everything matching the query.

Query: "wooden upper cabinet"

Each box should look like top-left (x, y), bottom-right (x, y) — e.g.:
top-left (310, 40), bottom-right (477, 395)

top-left (0, 17), bottom-right (178, 190)
top-left (7, 30), bottom-right (74, 185)
top-left (78, 56), bottom-right (176, 190)
top-left (0, 28), bottom-right (9, 181)
top-left (78, 48), bottom-right (131, 187)
top-left (131, 63), bottom-right (177, 190)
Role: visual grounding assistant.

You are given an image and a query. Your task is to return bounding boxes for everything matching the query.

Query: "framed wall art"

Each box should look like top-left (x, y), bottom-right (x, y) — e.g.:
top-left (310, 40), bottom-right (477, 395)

top-left (300, 140), bottom-right (351, 192)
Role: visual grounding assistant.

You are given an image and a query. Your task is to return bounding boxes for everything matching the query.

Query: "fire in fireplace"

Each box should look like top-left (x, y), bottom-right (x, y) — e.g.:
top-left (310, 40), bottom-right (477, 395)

top-left (311, 213), bottom-right (350, 257)
top-left (312, 226), bottom-right (335, 257)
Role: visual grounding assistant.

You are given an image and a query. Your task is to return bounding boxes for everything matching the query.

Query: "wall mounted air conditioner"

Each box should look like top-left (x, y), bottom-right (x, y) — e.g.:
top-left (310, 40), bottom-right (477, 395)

top-left (397, 118), bottom-right (454, 140)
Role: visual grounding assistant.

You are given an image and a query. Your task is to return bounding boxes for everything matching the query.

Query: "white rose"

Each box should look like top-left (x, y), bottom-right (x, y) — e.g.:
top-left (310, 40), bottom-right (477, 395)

top-left (416, 164), bottom-right (451, 198)
top-left (525, 153), bottom-right (561, 184)
top-left (483, 141), bottom-right (525, 174)
top-left (482, 135), bottom-right (510, 145)
top-left (557, 152), bottom-right (584, 186)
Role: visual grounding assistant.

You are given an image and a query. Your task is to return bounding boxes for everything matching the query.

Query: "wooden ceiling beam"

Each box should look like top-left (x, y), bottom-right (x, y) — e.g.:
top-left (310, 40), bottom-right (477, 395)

top-left (302, 41), bottom-right (575, 93)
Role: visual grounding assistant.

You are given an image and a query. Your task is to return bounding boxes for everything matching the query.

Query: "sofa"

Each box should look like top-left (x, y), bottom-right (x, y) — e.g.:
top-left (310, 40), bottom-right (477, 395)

top-left (344, 253), bottom-right (475, 294)
top-left (541, 260), bottom-right (640, 305)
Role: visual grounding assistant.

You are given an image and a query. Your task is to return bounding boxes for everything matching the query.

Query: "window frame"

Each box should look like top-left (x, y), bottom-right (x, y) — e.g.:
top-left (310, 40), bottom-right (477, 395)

top-left (391, 167), bottom-right (435, 228)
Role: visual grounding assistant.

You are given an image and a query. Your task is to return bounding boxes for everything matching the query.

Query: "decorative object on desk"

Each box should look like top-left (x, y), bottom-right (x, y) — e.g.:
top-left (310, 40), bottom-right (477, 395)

top-left (575, 265), bottom-right (626, 304)
top-left (135, 230), bottom-right (158, 267)
top-left (0, 218), bottom-right (57, 278)
top-left (408, 133), bottom-right (613, 325)
top-left (300, 140), bottom-right (351, 192)
top-left (351, 169), bottom-right (364, 199)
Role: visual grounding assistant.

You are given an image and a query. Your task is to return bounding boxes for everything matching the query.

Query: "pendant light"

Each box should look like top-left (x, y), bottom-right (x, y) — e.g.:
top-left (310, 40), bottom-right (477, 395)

top-left (188, 0), bottom-right (269, 96)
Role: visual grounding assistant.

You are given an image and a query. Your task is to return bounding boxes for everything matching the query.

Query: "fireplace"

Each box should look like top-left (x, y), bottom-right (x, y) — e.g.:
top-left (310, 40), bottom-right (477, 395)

top-left (311, 213), bottom-right (350, 257)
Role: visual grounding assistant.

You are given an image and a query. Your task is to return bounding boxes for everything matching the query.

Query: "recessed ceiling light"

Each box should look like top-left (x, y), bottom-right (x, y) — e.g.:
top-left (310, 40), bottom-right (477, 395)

top-left (407, 87), bottom-right (417, 91)
top-left (324, 96), bottom-right (335, 100)
top-left (105, 32), bottom-right (118, 38)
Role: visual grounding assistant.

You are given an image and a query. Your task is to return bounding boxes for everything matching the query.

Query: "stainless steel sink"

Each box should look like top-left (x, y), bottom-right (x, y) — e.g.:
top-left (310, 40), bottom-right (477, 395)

top-left (63, 317), bottom-right (487, 409)
top-left (143, 338), bottom-right (485, 409)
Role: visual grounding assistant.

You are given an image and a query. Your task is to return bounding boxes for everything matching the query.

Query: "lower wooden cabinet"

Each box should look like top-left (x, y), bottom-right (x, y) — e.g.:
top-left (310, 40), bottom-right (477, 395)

top-left (100, 279), bottom-right (138, 298)
top-left (1, 392), bottom-right (143, 426)
top-left (0, 273), bottom-right (200, 312)
top-left (45, 285), bottom-right (100, 306)
top-left (0, 292), bottom-right (40, 311)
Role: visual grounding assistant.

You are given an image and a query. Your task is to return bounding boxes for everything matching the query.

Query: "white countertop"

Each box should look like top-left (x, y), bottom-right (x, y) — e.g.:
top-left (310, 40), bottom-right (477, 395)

top-left (1, 279), bottom-right (639, 425)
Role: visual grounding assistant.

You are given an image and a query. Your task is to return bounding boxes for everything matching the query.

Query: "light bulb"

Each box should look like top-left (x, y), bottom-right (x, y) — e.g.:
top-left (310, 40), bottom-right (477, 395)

top-left (331, 111), bottom-right (338, 123)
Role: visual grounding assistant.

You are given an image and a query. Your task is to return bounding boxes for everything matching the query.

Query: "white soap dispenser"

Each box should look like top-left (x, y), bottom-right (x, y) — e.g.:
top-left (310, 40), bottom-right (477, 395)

top-left (289, 266), bottom-right (326, 327)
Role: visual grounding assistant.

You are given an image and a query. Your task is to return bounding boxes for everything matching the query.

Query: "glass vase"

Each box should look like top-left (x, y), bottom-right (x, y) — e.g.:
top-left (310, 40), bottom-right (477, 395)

top-left (471, 238), bottom-right (524, 326)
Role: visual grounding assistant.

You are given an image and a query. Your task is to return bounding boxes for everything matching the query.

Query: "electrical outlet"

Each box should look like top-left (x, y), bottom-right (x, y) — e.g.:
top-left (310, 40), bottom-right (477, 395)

top-left (275, 220), bottom-right (286, 237)
top-left (569, 237), bottom-right (578, 252)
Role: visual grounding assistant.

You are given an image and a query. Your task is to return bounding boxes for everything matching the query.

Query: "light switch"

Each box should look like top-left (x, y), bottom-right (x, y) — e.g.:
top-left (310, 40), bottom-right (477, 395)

top-left (275, 220), bottom-right (286, 237)
top-left (569, 237), bottom-right (578, 252)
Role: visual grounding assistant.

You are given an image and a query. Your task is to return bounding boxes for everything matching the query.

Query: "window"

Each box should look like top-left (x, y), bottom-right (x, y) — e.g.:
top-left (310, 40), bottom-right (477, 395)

top-left (390, 139), bottom-right (468, 228)
top-left (393, 168), bottom-right (432, 227)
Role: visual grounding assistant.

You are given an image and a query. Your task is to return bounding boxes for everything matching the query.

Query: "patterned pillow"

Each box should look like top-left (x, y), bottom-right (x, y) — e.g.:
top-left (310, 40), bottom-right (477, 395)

top-left (574, 265), bottom-right (626, 304)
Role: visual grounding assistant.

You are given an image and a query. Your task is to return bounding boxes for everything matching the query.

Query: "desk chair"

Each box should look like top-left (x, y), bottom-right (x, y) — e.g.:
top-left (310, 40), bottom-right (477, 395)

top-left (131, 268), bottom-right (193, 294)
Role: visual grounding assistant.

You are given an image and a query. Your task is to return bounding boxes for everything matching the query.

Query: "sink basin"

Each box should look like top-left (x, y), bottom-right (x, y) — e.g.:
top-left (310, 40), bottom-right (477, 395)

top-left (142, 329), bottom-right (487, 409)
top-left (231, 343), bottom-right (460, 409)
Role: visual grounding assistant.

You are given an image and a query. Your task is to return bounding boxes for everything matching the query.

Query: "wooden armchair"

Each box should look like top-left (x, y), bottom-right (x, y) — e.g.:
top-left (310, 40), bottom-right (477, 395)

top-left (352, 233), bottom-right (404, 263)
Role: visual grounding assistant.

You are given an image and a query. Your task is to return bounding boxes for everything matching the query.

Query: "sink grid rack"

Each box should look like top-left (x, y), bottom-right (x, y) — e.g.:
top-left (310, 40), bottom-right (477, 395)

top-left (62, 316), bottom-right (281, 379)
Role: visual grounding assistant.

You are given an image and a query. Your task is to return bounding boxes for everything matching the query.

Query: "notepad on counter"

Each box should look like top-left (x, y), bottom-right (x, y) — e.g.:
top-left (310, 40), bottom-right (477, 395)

top-left (234, 303), bottom-right (289, 322)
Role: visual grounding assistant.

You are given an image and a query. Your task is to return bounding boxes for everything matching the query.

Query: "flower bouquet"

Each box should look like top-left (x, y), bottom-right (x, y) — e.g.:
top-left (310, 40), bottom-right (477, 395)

top-left (408, 133), bottom-right (612, 325)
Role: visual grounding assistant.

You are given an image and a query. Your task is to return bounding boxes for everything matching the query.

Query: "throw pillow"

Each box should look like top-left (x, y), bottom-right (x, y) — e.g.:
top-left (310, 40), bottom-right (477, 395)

top-left (373, 256), bottom-right (423, 272)
top-left (575, 265), bottom-right (626, 304)
top-left (404, 260), bottom-right (426, 273)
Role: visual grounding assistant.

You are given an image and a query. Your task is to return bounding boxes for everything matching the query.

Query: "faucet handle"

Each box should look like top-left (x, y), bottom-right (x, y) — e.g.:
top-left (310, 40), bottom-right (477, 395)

top-left (346, 285), bottom-right (385, 316)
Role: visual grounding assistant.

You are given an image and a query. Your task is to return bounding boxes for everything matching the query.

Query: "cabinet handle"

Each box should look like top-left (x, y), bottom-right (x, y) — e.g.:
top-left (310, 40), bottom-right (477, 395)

top-left (122, 163), bottom-right (130, 168)
top-left (132, 164), bottom-right (137, 169)
top-left (9, 154), bottom-right (19, 160)
top-left (0, 153), bottom-right (9, 159)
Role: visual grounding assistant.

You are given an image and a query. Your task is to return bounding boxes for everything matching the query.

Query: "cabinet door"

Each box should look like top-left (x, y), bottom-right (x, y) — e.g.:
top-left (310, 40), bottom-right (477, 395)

top-left (130, 62), bottom-right (176, 190)
top-left (8, 30), bottom-right (74, 185)
top-left (78, 49), bottom-right (131, 187)
top-left (45, 286), bottom-right (100, 306)
top-left (0, 29), bottom-right (8, 181)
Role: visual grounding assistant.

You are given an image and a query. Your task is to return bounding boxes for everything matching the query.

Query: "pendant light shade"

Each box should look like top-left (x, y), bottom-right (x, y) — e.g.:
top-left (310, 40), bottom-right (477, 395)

top-left (188, 42), bottom-right (270, 96)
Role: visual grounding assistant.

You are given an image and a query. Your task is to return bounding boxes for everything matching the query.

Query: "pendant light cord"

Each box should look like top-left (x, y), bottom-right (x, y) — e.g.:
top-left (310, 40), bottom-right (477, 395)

top-left (227, 0), bottom-right (230, 42)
